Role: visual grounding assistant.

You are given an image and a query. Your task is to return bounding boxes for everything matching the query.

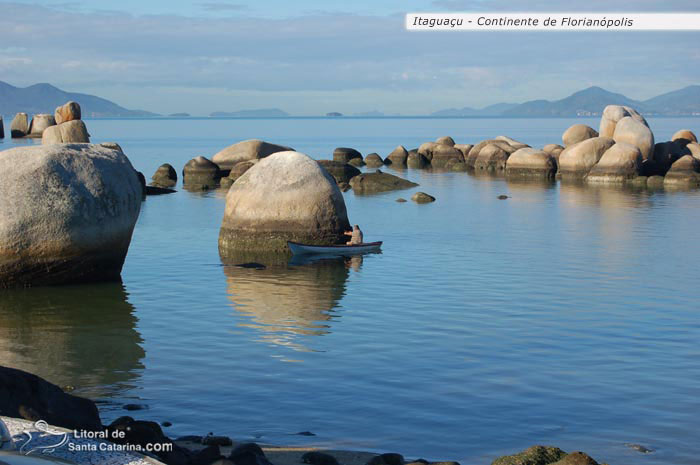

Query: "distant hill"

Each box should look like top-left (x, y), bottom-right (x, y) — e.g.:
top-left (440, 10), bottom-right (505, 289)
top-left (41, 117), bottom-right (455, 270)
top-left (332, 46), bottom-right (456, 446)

top-left (641, 85), bottom-right (700, 115)
top-left (433, 85), bottom-right (700, 117)
top-left (432, 102), bottom-right (518, 117)
top-left (0, 81), bottom-right (158, 117)
top-left (210, 108), bottom-right (289, 117)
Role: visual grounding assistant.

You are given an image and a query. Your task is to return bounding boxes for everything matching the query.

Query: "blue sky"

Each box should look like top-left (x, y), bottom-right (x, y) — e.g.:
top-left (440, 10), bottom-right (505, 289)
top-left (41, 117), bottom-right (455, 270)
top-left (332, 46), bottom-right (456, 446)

top-left (1, 0), bottom-right (699, 115)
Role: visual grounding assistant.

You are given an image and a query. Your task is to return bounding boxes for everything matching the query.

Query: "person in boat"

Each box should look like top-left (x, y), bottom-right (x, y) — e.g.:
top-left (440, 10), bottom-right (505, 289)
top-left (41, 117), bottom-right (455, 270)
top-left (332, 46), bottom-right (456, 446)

top-left (344, 224), bottom-right (363, 245)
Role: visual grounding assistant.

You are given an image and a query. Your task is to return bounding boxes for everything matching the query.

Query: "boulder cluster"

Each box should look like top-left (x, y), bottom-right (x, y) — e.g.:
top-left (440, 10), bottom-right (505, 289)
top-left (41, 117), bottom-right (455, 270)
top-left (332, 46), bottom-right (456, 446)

top-left (6, 101), bottom-right (90, 143)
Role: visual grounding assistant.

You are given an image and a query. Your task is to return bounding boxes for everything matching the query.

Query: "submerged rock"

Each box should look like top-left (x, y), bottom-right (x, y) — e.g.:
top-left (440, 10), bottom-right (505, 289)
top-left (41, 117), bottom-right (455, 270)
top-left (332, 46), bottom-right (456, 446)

top-left (212, 139), bottom-right (292, 171)
top-left (54, 101), bottom-right (82, 124)
top-left (219, 151), bottom-right (350, 254)
top-left (411, 192), bottom-right (435, 203)
top-left (558, 137), bottom-right (615, 178)
top-left (0, 143), bottom-right (142, 287)
top-left (333, 147), bottom-right (362, 163)
top-left (562, 124), bottom-right (598, 147)
top-left (151, 163), bottom-right (178, 188)
top-left (42, 120), bottom-right (90, 144)
top-left (586, 142), bottom-right (643, 183)
top-left (491, 445), bottom-right (566, 465)
top-left (183, 156), bottom-right (221, 190)
top-left (349, 169), bottom-right (418, 194)
top-left (10, 112), bottom-right (28, 137)
top-left (318, 160), bottom-right (362, 184)
top-left (367, 453), bottom-right (405, 465)
top-left (386, 145), bottom-right (409, 166)
top-left (365, 152), bottom-right (385, 167)
top-left (505, 148), bottom-right (557, 179)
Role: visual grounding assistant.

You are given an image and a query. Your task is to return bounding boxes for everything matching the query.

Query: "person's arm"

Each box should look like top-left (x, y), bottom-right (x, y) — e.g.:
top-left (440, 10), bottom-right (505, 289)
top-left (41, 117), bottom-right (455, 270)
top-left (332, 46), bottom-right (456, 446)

top-left (344, 231), bottom-right (352, 236)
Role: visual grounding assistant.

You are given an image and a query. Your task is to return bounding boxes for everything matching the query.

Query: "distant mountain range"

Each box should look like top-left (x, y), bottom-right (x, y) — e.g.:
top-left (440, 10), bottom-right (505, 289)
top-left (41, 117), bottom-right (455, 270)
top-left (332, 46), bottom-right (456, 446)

top-left (210, 109), bottom-right (289, 117)
top-left (0, 81), bottom-right (157, 117)
top-left (432, 86), bottom-right (700, 117)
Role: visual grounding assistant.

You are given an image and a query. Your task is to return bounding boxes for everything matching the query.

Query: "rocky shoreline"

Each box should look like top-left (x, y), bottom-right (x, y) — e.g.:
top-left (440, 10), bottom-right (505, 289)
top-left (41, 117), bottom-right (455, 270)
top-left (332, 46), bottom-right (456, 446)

top-left (1, 366), bottom-right (622, 465)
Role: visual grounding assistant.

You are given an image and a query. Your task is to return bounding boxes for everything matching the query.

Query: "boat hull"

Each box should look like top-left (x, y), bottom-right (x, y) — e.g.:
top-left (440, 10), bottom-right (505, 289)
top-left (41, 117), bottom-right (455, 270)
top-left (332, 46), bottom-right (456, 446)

top-left (288, 241), bottom-right (382, 255)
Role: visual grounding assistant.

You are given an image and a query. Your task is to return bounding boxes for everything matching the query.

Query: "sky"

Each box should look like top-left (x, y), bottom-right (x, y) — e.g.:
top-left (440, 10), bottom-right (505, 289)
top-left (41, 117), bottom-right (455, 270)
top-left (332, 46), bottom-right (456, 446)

top-left (0, 0), bottom-right (699, 115)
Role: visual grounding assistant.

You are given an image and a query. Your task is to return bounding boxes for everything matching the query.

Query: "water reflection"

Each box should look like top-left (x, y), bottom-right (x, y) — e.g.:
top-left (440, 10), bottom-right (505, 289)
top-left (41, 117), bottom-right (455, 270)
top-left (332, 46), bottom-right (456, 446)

top-left (0, 283), bottom-right (145, 398)
top-left (222, 254), bottom-right (355, 352)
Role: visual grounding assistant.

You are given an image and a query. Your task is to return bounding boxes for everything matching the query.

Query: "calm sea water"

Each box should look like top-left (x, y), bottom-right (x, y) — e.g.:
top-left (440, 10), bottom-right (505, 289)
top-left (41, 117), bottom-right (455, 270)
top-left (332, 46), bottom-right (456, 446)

top-left (1, 117), bottom-right (699, 465)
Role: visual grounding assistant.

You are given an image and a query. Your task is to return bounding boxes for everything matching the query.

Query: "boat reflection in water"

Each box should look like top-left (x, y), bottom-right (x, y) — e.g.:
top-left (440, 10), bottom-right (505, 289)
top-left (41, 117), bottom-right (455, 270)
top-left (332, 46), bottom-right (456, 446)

top-left (222, 250), bottom-right (379, 353)
top-left (0, 283), bottom-right (145, 400)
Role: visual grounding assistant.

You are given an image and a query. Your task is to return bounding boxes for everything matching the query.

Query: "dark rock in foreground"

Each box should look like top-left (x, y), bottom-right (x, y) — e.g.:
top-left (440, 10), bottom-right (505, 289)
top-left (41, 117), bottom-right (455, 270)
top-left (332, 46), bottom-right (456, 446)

top-left (491, 445), bottom-right (566, 465)
top-left (302, 451), bottom-right (340, 465)
top-left (349, 170), bottom-right (418, 194)
top-left (0, 365), bottom-right (101, 431)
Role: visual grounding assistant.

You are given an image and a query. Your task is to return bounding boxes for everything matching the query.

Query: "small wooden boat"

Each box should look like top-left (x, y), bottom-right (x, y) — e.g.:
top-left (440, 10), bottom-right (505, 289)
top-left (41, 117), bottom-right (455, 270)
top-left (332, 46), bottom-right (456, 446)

top-left (288, 241), bottom-right (382, 256)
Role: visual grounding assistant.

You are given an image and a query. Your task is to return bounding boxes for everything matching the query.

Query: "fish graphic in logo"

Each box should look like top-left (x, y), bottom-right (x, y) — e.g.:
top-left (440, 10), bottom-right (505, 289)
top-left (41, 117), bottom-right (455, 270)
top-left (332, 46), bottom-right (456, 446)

top-left (19, 421), bottom-right (70, 455)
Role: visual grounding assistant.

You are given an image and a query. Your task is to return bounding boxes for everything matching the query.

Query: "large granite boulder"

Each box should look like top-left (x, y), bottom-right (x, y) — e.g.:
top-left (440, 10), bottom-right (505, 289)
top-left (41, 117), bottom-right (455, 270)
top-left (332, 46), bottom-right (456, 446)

top-left (0, 144), bottom-right (142, 287)
top-left (671, 129), bottom-right (697, 144)
top-left (28, 114), bottom-right (56, 137)
top-left (54, 101), bottom-right (82, 124)
top-left (664, 155), bottom-right (700, 187)
top-left (349, 169), bottom-right (418, 194)
top-left (0, 366), bottom-right (102, 431)
top-left (474, 144), bottom-right (509, 172)
top-left (42, 120), bottom-right (90, 144)
top-left (505, 148), bottom-right (557, 179)
top-left (317, 160), bottom-right (361, 184)
top-left (333, 147), bottom-right (362, 163)
top-left (183, 156), bottom-right (221, 190)
top-left (386, 145), bottom-right (409, 166)
top-left (562, 124), bottom-right (598, 147)
top-left (151, 163), bottom-right (178, 188)
top-left (543, 144), bottom-right (565, 161)
top-left (435, 136), bottom-right (455, 146)
top-left (612, 116), bottom-right (654, 161)
top-left (599, 104), bottom-right (647, 138)
top-left (416, 142), bottom-right (437, 159)
top-left (10, 112), bottom-right (28, 138)
top-left (495, 135), bottom-right (529, 150)
top-left (364, 153), bottom-right (385, 167)
top-left (430, 144), bottom-right (464, 168)
top-left (212, 139), bottom-right (292, 171)
top-left (219, 151), bottom-right (350, 254)
top-left (557, 137), bottom-right (615, 178)
top-left (454, 144), bottom-right (473, 158)
top-left (687, 142), bottom-right (700, 159)
top-left (586, 142), bottom-right (643, 183)
top-left (407, 151), bottom-right (429, 168)
top-left (466, 140), bottom-right (516, 168)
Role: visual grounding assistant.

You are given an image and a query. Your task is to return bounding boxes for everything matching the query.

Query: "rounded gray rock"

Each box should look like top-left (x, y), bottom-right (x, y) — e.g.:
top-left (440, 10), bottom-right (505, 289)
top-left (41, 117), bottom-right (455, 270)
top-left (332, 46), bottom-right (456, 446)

top-left (558, 137), bottom-right (616, 178)
top-left (219, 151), bottom-right (350, 254)
top-left (10, 112), bottom-right (28, 138)
top-left (562, 124), bottom-right (598, 147)
top-left (386, 145), bottom-right (409, 166)
top-left (364, 153), bottom-right (385, 167)
top-left (0, 143), bottom-right (142, 287)
top-left (183, 156), bottom-right (221, 190)
top-left (151, 163), bottom-right (178, 188)
top-left (333, 147), bottom-right (362, 163)
top-left (212, 139), bottom-right (293, 171)
top-left (586, 142), bottom-right (643, 183)
top-left (42, 120), bottom-right (90, 144)
top-left (505, 147), bottom-right (557, 179)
